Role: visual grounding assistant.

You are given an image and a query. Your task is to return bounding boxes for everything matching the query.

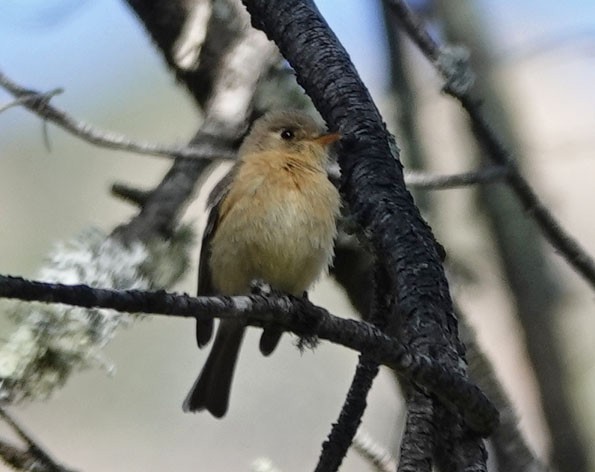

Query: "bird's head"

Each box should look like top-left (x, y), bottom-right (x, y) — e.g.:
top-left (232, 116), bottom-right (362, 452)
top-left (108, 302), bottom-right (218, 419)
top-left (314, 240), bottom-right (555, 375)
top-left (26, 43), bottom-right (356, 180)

top-left (239, 110), bottom-right (340, 166)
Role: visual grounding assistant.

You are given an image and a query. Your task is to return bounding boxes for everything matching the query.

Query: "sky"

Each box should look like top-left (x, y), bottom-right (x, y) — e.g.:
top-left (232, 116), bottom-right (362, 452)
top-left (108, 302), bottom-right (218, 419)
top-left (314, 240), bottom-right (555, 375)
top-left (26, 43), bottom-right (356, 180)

top-left (1, 0), bottom-right (594, 109)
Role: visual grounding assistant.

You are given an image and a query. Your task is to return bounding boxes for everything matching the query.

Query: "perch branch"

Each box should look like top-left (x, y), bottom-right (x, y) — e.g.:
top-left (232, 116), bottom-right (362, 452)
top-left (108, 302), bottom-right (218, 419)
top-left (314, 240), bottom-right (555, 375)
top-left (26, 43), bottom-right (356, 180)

top-left (0, 274), bottom-right (498, 436)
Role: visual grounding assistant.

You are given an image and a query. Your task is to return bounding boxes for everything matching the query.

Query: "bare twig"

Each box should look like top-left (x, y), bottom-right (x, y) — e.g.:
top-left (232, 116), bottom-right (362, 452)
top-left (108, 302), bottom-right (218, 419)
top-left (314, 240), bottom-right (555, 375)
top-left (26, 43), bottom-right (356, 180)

top-left (0, 408), bottom-right (76, 472)
top-left (352, 429), bottom-right (397, 472)
top-left (0, 70), bottom-right (236, 161)
top-left (0, 273), bottom-right (498, 435)
top-left (405, 166), bottom-right (508, 189)
top-left (0, 88), bottom-right (63, 114)
top-left (2, 68), bottom-right (509, 195)
top-left (381, 0), bottom-right (433, 211)
top-left (386, 0), bottom-right (595, 290)
top-left (110, 183), bottom-right (151, 207)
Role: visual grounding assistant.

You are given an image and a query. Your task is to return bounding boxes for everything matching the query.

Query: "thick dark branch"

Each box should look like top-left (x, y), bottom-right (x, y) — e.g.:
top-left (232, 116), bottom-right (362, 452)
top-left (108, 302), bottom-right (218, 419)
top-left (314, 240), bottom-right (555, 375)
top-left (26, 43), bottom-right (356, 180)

top-left (240, 0), bottom-right (462, 367)
top-left (241, 1), bottom-right (489, 466)
top-left (386, 0), bottom-right (595, 290)
top-left (0, 274), bottom-right (498, 435)
top-left (433, 406), bottom-right (488, 472)
top-left (398, 391), bottom-right (433, 472)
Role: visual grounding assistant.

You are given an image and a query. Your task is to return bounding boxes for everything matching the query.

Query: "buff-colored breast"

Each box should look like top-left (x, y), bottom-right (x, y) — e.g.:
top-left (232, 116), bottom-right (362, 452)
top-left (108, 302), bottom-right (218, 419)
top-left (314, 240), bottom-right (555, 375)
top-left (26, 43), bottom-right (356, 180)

top-left (209, 151), bottom-right (340, 296)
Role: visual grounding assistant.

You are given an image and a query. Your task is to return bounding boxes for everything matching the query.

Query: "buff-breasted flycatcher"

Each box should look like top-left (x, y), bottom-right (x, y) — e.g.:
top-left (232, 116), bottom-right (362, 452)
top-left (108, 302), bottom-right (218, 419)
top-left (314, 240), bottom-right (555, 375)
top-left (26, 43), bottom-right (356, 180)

top-left (183, 110), bottom-right (341, 417)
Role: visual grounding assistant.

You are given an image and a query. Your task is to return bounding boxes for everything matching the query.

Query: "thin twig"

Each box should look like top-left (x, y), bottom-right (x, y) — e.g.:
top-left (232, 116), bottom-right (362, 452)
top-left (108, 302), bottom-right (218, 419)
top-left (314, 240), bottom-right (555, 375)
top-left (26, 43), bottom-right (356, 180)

top-left (0, 88), bottom-right (63, 114)
top-left (352, 429), bottom-right (397, 472)
top-left (110, 183), bottom-right (151, 207)
top-left (330, 161), bottom-right (507, 191)
top-left (314, 266), bottom-right (391, 472)
top-left (314, 356), bottom-right (379, 472)
top-left (0, 70), bottom-right (236, 161)
top-left (405, 166), bottom-right (508, 189)
top-left (2, 68), bottom-right (509, 195)
top-left (386, 0), bottom-right (595, 290)
top-left (0, 407), bottom-right (75, 472)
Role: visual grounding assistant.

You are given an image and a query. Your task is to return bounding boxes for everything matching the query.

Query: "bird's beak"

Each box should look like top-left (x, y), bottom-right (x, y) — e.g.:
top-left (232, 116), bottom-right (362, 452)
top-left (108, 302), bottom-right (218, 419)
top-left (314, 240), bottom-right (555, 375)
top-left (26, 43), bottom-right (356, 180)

top-left (311, 132), bottom-right (341, 147)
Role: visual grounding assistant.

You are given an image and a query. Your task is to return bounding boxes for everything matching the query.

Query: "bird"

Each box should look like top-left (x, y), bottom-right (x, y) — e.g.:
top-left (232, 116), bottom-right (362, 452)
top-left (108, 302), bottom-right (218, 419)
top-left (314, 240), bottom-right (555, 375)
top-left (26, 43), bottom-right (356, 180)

top-left (183, 109), bottom-right (342, 417)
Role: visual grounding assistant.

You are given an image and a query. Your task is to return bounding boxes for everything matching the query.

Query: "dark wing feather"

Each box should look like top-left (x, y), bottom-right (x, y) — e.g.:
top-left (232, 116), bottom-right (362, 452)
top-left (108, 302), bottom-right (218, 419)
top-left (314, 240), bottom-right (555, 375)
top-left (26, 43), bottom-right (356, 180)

top-left (194, 167), bottom-right (237, 347)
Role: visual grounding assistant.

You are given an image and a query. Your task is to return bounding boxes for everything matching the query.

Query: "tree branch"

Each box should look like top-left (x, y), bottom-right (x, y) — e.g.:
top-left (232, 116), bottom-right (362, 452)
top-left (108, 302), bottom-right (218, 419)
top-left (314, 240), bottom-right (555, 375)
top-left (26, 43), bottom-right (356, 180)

top-left (405, 166), bottom-right (508, 190)
top-left (458, 310), bottom-right (549, 472)
top-left (0, 87), bottom-right (63, 114)
top-left (352, 429), bottom-right (397, 472)
top-left (397, 391), bottom-right (433, 472)
top-left (0, 408), bottom-right (76, 472)
top-left (315, 357), bottom-right (380, 472)
top-left (241, 0), bottom-right (490, 467)
top-left (114, 0), bottom-right (278, 244)
top-left (0, 70), bottom-right (236, 161)
top-left (2, 68), bottom-right (508, 195)
top-left (314, 267), bottom-right (391, 472)
top-left (0, 0), bottom-right (278, 406)
top-left (0, 274), bottom-right (498, 436)
top-left (385, 0), bottom-right (595, 290)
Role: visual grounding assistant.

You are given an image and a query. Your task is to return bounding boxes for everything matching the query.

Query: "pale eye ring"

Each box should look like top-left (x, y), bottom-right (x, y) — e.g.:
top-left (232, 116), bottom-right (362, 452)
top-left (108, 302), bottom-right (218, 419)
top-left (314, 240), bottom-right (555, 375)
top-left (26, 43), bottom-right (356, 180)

top-left (280, 129), bottom-right (294, 140)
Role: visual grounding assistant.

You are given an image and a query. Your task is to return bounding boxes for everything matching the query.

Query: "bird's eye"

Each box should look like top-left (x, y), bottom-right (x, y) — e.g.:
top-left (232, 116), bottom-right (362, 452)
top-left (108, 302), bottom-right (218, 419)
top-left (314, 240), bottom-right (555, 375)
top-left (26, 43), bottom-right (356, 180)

top-left (280, 129), bottom-right (294, 140)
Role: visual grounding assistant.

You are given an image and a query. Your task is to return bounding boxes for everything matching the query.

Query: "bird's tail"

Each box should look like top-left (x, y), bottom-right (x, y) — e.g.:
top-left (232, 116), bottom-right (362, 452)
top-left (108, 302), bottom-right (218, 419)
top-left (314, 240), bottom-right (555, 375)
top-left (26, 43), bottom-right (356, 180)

top-left (183, 319), bottom-right (245, 417)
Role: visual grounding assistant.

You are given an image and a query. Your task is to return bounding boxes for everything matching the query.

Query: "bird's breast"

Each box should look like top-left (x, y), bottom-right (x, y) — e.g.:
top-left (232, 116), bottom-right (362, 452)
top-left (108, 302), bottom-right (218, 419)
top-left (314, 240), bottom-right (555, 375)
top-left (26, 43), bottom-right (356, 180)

top-left (209, 162), bottom-right (340, 296)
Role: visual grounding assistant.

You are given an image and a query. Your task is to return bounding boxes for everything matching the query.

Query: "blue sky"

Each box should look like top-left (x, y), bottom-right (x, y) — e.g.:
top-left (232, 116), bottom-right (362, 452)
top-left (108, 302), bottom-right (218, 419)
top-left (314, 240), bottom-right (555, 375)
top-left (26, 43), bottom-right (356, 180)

top-left (1, 0), bottom-right (594, 102)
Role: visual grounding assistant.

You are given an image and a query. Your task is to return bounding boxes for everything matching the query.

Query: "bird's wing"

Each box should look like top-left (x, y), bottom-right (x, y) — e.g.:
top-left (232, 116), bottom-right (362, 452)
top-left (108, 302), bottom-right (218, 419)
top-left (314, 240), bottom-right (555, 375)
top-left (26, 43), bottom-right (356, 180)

top-left (196, 204), bottom-right (218, 296)
top-left (198, 166), bottom-right (237, 295)
top-left (195, 166), bottom-right (238, 348)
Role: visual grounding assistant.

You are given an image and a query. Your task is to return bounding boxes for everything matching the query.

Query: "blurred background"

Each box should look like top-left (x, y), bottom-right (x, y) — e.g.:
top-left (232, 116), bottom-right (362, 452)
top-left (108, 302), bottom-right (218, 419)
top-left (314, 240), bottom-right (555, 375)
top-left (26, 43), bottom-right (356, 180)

top-left (1, 0), bottom-right (595, 470)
